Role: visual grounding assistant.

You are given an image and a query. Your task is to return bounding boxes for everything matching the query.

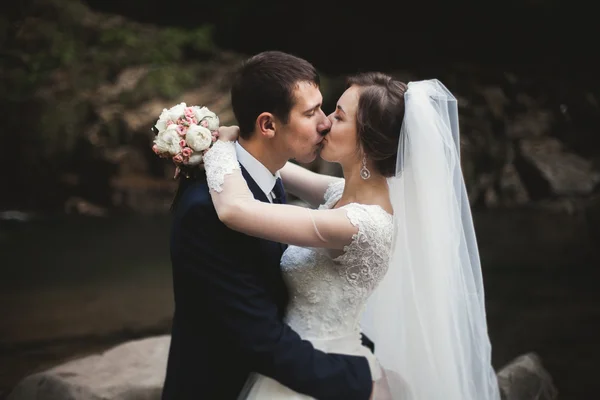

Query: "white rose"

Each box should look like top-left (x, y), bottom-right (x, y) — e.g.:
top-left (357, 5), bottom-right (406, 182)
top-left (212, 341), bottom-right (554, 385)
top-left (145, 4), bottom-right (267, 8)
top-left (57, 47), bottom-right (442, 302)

top-left (187, 153), bottom-right (203, 165)
top-left (167, 102), bottom-right (187, 122)
top-left (153, 124), bottom-right (182, 155)
top-left (186, 124), bottom-right (212, 152)
top-left (191, 106), bottom-right (219, 131)
top-left (155, 109), bottom-right (171, 132)
top-left (202, 115), bottom-right (220, 131)
top-left (192, 106), bottom-right (212, 122)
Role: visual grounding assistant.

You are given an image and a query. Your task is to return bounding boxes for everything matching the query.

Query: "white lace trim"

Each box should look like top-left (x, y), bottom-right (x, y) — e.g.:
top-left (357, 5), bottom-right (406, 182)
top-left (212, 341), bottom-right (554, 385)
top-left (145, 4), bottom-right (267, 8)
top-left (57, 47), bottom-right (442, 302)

top-left (323, 180), bottom-right (345, 206)
top-left (320, 180), bottom-right (393, 291)
top-left (203, 140), bottom-right (240, 193)
top-left (334, 204), bottom-right (393, 292)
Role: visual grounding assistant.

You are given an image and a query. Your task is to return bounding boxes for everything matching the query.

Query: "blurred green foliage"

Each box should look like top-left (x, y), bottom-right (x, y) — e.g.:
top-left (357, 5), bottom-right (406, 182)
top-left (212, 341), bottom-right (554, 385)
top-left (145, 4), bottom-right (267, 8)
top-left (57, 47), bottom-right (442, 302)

top-left (0, 0), bottom-right (219, 208)
top-left (1, 0), bottom-right (216, 153)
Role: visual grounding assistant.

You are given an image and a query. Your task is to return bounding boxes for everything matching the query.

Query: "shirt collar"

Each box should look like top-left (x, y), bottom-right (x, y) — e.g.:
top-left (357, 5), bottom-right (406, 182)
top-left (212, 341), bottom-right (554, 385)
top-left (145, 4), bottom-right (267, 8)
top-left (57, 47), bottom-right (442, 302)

top-left (235, 142), bottom-right (281, 197)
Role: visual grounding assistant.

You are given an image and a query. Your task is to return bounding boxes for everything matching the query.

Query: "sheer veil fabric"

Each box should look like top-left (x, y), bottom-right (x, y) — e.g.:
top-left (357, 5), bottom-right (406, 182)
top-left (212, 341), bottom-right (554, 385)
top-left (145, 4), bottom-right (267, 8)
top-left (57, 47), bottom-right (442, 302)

top-left (362, 80), bottom-right (501, 400)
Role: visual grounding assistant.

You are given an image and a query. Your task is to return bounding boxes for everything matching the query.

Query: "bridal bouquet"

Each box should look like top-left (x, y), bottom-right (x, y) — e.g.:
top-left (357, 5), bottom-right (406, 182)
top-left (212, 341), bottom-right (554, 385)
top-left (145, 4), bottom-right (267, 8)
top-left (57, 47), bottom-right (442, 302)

top-left (151, 102), bottom-right (220, 177)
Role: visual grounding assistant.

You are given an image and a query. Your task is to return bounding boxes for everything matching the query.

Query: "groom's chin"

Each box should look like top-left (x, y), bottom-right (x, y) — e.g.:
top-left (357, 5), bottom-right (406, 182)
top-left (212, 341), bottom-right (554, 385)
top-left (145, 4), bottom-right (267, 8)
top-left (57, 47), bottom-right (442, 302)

top-left (297, 156), bottom-right (317, 165)
top-left (295, 151), bottom-right (318, 164)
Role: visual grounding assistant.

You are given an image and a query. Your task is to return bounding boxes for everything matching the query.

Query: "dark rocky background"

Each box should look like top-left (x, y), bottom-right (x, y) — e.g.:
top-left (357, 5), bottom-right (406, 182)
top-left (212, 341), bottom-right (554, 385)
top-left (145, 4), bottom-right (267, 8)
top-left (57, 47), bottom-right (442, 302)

top-left (1, 0), bottom-right (599, 219)
top-left (0, 0), bottom-right (598, 398)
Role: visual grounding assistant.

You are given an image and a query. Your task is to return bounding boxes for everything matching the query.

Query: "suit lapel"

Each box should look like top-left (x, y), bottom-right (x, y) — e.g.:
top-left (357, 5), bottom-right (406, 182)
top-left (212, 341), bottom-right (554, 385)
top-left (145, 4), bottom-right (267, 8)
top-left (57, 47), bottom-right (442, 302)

top-left (240, 165), bottom-right (287, 255)
top-left (241, 165), bottom-right (270, 203)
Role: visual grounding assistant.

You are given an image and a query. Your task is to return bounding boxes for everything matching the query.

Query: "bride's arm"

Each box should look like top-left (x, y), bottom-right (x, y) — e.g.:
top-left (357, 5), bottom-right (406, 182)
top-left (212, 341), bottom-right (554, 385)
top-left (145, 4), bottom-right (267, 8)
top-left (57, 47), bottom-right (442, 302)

top-left (280, 162), bottom-right (343, 208)
top-left (204, 140), bottom-right (357, 250)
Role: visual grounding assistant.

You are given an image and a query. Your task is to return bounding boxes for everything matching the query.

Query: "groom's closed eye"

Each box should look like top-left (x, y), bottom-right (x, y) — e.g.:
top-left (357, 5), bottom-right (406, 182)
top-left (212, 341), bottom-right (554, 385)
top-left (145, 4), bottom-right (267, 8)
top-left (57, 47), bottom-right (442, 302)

top-left (304, 103), bottom-right (322, 116)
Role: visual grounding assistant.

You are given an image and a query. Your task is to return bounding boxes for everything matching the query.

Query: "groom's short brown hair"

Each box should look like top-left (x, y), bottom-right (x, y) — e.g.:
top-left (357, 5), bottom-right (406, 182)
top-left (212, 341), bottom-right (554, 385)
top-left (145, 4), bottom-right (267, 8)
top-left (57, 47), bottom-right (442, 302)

top-left (231, 51), bottom-right (320, 139)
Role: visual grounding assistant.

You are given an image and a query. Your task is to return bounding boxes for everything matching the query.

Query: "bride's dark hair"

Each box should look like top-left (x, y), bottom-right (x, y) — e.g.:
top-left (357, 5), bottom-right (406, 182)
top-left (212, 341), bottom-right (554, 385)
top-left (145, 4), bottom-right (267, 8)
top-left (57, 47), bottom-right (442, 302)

top-left (346, 72), bottom-right (408, 177)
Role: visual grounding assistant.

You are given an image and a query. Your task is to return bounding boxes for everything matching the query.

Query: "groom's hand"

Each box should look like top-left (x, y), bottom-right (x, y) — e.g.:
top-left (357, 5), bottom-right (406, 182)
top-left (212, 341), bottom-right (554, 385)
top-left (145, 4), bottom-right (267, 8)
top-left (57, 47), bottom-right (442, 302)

top-left (217, 125), bottom-right (240, 142)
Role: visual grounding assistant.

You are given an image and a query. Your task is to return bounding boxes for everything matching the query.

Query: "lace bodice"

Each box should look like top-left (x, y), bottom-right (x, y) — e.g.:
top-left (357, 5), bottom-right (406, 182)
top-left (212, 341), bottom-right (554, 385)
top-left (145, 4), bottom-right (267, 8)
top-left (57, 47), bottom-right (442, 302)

top-left (281, 180), bottom-right (394, 339)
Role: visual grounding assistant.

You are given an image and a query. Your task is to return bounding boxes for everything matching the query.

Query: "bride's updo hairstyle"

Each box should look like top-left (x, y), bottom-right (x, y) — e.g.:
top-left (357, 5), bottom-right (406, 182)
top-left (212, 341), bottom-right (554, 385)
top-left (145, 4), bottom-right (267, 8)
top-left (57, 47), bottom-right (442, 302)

top-left (346, 72), bottom-right (408, 177)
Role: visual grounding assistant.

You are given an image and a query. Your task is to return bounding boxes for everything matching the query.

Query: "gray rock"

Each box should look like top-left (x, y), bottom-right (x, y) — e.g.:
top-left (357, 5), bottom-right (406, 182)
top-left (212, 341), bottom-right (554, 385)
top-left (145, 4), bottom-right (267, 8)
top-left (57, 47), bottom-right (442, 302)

top-left (496, 353), bottom-right (558, 400)
top-left (7, 336), bottom-right (170, 400)
top-left (519, 137), bottom-right (600, 196)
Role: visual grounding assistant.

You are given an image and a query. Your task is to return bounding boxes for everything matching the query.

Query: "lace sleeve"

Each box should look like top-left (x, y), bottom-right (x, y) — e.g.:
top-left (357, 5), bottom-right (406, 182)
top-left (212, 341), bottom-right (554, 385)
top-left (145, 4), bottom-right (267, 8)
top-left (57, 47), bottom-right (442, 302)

top-left (203, 140), bottom-right (240, 193)
top-left (333, 204), bottom-right (394, 292)
top-left (322, 180), bottom-right (345, 206)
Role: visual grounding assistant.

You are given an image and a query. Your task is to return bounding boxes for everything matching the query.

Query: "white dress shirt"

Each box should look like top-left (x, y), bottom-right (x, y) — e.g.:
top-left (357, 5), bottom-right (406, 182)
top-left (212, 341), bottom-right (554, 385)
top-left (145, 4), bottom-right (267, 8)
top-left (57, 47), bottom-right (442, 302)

top-left (235, 142), bottom-right (281, 203)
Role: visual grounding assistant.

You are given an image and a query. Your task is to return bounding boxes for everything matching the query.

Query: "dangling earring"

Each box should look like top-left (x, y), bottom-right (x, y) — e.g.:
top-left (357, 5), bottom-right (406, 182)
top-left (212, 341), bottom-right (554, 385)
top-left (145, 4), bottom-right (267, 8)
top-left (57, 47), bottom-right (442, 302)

top-left (360, 156), bottom-right (371, 180)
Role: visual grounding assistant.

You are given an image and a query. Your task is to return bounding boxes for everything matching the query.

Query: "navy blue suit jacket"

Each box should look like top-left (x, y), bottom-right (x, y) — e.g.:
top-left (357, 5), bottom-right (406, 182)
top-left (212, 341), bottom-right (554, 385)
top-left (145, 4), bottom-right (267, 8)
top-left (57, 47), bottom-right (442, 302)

top-left (161, 167), bottom-right (372, 399)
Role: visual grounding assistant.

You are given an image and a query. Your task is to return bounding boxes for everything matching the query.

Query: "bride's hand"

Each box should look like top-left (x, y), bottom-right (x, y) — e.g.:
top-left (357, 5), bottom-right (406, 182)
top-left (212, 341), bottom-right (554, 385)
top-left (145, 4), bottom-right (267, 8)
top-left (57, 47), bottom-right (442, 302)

top-left (217, 125), bottom-right (240, 142)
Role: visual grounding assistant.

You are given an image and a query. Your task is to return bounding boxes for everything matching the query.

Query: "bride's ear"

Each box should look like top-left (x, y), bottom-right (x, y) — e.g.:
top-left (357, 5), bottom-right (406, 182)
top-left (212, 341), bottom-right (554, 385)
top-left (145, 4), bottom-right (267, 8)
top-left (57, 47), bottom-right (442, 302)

top-left (256, 112), bottom-right (277, 139)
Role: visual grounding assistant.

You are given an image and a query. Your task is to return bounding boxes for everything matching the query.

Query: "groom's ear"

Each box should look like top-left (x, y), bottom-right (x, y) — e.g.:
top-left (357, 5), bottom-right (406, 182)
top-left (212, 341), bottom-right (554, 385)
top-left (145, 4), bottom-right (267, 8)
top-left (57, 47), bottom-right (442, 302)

top-left (256, 112), bottom-right (277, 139)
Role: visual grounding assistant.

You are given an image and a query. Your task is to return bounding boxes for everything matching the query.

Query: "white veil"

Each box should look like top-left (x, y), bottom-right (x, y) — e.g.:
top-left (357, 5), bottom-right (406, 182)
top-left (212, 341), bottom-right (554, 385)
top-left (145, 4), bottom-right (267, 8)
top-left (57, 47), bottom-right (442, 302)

top-left (362, 79), bottom-right (501, 400)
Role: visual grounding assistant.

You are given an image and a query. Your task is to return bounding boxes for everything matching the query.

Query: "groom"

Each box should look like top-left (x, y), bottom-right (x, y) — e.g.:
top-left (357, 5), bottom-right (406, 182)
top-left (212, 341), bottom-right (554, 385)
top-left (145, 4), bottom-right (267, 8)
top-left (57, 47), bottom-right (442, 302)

top-left (162, 51), bottom-right (374, 399)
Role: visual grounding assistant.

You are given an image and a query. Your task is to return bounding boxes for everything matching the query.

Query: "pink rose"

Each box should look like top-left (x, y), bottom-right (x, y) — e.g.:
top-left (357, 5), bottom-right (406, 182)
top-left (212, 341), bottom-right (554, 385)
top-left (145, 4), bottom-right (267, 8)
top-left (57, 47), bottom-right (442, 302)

top-left (184, 107), bottom-right (195, 117)
top-left (200, 119), bottom-right (209, 128)
top-left (179, 140), bottom-right (187, 148)
top-left (177, 125), bottom-right (187, 136)
top-left (152, 144), bottom-right (160, 154)
top-left (182, 147), bottom-right (193, 157)
top-left (173, 154), bottom-right (184, 164)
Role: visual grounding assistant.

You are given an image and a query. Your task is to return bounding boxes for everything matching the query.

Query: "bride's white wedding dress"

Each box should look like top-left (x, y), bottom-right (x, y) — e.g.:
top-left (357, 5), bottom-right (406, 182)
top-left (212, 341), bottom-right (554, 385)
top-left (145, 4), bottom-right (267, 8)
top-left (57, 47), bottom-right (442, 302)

top-left (240, 180), bottom-right (393, 400)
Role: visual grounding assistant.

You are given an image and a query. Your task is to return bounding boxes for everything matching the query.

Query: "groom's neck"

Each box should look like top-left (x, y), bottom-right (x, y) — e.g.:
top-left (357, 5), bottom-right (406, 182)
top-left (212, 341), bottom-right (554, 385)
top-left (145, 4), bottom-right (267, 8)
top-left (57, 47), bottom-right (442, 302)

top-left (238, 138), bottom-right (286, 175)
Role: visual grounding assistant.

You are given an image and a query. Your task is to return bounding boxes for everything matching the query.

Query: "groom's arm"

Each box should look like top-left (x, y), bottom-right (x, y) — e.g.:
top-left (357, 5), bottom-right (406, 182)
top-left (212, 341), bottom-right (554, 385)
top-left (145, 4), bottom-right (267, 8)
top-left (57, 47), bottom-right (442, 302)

top-left (181, 198), bottom-right (372, 400)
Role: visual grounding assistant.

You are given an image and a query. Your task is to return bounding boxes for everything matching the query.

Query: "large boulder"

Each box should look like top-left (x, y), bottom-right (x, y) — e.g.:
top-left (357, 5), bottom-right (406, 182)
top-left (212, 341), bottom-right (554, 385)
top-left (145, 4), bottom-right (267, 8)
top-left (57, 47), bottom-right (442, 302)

top-left (7, 336), bottom-right (170, 400)
top-left (496, 353), bottom-right (558, 400)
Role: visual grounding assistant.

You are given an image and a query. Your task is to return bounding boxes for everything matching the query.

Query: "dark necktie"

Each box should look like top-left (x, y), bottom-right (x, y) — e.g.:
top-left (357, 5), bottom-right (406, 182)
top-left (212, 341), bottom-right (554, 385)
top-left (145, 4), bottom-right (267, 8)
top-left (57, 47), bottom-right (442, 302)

top-left (272, 177), bottom-right (287, 204)
top-left (272, 177), bottom-right (288, 252)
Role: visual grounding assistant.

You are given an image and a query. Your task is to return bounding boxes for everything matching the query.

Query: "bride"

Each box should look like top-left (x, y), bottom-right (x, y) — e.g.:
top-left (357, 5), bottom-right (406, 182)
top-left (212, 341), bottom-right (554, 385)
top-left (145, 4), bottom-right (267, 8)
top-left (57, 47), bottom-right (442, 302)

top-left (203, 72), bottom-right (501, 399)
